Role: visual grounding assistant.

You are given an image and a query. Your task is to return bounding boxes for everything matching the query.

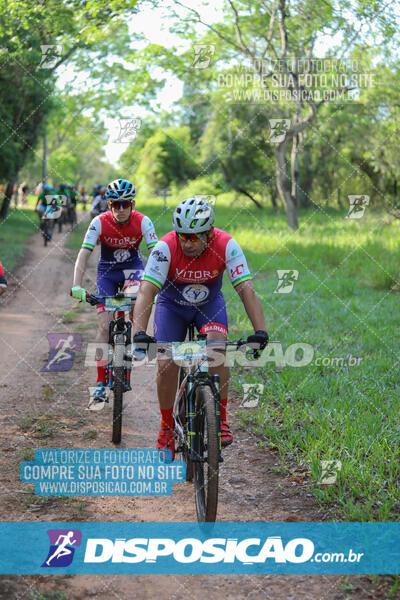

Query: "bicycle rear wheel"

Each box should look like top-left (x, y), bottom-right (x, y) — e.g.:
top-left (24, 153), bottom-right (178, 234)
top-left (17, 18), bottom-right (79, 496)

top-left (193, 386), bottom-right (219, 522)
top-left (112, 335), bottom-right (125, 444)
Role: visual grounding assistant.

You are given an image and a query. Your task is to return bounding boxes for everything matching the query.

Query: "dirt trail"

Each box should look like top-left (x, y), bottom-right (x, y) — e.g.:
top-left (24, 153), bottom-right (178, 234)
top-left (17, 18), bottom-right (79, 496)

top-left (0, 220), bottom-right (377, 599)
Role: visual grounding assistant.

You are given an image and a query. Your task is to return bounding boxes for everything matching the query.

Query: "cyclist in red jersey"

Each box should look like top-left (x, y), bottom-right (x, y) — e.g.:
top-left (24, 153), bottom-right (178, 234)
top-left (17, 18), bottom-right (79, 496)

top-left (71, 179), bottom-right (158, 402)
top-left (133, 197), bottom-right (268, 458)
top-left (0, 261), bottom-right (7, 295)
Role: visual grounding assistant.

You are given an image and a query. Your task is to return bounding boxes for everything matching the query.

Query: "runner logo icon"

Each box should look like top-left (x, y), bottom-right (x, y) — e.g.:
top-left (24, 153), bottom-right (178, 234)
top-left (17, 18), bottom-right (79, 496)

top-left (42, 333), bottom-right (82, 372)
top-left (42, 529), bottom-right (82, 567)
top-left (37, 45), bottom-right (62, 69)
top-left (191, 44), bottom-right (215, 69)
top-left (242, 383), bottom-right (264, 407)
top-left (269, 119), bottom-right (291, 143)
top-left (274, 270), bottom-right (299, 294)
top-left (114, 118), bottom-right (142, 143)
top-left (346, 195), bottom-right (370, 219)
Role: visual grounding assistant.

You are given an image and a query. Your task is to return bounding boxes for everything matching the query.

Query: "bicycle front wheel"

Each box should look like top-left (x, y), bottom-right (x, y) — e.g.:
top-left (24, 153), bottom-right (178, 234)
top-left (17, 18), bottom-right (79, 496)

top-left (178, 367), bottom-right (193, 482)
top-left (41, 221), bottom-right (49, 246)
top-left (193, 386), bottom-right (219, 522)
top-left (112, 335), bottom-right (125, 444)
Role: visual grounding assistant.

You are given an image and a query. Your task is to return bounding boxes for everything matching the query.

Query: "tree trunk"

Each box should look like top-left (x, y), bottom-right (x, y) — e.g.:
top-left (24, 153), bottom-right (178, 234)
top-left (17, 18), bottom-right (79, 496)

top-left (290, 132), bottom-right (300, 207)
top-left (299, 144), bottom-right (312, 208)
top-left (275, 143), bottom-right (299, 230)
top-left (0, 181), bottom-right (15, 220)
top-left (270, 187), bottom-right (278, 210)
top-left (337, 188), bottom-right (343, 209)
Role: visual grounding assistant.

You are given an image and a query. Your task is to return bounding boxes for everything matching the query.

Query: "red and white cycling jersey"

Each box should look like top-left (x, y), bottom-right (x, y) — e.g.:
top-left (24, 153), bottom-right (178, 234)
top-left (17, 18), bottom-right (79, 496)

top-left (143, 228), bottom-right (252, 305)
top-left (0, 260), bottom-right (6, 288)
top-left (81, 210), bottom-right (157, 267)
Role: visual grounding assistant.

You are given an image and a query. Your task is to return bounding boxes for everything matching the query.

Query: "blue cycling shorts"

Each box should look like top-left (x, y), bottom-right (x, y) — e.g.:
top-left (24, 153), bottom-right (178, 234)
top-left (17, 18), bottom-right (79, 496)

top-left (153, 291), bottom-right (228, 342)
top-left (96, 262), bottom-right (143, 313)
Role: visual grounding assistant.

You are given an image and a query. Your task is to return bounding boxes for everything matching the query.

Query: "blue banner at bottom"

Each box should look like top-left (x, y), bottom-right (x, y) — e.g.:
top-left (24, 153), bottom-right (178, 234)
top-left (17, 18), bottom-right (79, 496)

top-left (0, 522), bottom-right (399, 574)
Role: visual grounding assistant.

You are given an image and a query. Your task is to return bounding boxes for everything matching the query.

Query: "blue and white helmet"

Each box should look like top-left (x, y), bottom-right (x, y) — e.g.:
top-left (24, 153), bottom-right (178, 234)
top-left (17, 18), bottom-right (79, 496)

top-left (172, 197), bottom-right (214, 233)
top-left (106, 178), bottom-right (136, 201)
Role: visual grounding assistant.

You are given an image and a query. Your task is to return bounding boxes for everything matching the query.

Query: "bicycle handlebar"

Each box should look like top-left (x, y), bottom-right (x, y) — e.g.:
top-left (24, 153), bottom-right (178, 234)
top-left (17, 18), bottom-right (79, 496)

top-left (69, 291), bottom-right (134, 307)
top-left (156, 339), bottom-right (252, 352)
top-left (86, 292), bottom-right (99, 306)
top-left (72, 292), bottom-right (265, 357)
top-left (86, 292), bottom-right (136, 308)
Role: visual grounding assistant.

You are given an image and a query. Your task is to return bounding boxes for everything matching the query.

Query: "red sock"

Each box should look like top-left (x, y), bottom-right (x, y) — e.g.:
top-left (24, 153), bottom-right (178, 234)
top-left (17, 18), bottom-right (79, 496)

top-left (96, 361), bottom-right (107, 384)
top-left (220, 397), bottom-right (228, 421)
top-left (161, 407), bottom-right (174, 429)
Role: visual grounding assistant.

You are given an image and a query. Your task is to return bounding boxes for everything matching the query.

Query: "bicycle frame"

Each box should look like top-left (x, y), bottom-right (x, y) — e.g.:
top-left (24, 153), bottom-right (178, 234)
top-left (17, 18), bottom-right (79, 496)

top-left (172, 325), bottom-right (222, 462)
top-left (176, 370), bottom-right (222, 462)
top-left (156, 326), bottom-right (260, 522)
top-left (86, 293), bottom-right (135, 444)
top-left (102, 297), bottom-right (134, 392)
top-left (163, 331), bottom-right (251, 462)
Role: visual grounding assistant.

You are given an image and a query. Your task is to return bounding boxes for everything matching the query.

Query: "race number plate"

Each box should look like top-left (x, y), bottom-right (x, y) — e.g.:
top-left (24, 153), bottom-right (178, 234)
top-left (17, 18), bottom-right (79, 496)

top-left (104, 297), bottom-right (132, 311)
top-left (172, 341), bottom-right (207, 365)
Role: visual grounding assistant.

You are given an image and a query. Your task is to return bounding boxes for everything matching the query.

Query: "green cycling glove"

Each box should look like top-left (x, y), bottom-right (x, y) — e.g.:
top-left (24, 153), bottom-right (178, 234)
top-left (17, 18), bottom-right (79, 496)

top-left (71, 286), bottom-right (87, 302)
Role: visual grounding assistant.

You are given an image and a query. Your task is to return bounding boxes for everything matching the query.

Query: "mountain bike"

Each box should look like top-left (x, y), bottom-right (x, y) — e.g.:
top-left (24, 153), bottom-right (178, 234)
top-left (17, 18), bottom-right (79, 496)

top-left (158, 324), bottom-right (250, 522)
top-left (86, 291), bottom-right (135, 444)
top-left (39, 201), bottom-right (62, 246)
top-left (56, 195), bottom-right (70, 233)
top-left (40, 214), bottom-right (53, 246)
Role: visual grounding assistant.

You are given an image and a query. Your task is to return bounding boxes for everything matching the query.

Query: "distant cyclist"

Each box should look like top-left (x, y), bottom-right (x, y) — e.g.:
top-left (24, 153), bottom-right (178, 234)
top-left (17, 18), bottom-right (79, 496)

top-left (90, 186), bottom-right (108, 218)
top-left (71, 179), bottom-right (158, 402)
top-left (55, 182), bottom-right (69, 201)
top-left (35, 184), bottom-right (53, 220)
top-left (133, 197), bottom-right (268, 458)
top-left (79, 187), bottom-right (88, 211)
top-left (18, 182), bottom-right (28, 206)
top-left (67, 184), bottom-right (78, 227)
top-left (0, 261), bottom-right (7, 295)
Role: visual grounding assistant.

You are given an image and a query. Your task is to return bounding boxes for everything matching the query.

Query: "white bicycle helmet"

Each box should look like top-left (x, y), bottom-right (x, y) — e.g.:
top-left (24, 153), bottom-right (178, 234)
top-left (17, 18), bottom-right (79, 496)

top-left (106, 178), bottom-right (136, 201)
top-left (172, 197), bottom-right (214, 233)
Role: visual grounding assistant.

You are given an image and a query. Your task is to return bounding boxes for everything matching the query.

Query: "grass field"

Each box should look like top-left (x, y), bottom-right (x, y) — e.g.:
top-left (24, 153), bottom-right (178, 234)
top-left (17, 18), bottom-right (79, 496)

top-left (211, 200), bottom-right (400, 522)
top-left (140, 196), bottom-right (400, 521)
top-left (0, 207), bottom-right (38, 272)
top-left (24, 195), bottom-right (400, 521)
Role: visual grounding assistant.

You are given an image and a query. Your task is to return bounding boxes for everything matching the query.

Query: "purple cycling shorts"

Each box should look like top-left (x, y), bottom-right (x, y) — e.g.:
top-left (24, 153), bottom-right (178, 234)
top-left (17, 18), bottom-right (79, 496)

top-left (96, 261), bottom-right (143, 313)
top-left (153, 291), bottom-right (228, 342)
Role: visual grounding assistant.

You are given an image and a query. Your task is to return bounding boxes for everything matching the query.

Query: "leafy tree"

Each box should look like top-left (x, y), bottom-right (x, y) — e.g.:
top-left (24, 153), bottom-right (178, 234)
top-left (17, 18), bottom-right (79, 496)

top-left (119, 119), bottom-right (158, 177)
top-left (135, 126), bottom-right (199, 193)
top-left (301, 55), bottom-right (400, 212)
top-left (199, 102), bottom-right (275, 208)
top-left (0, 0), bottom-right (141, 217)
top-left (151, 0), bottom-right (400, 228)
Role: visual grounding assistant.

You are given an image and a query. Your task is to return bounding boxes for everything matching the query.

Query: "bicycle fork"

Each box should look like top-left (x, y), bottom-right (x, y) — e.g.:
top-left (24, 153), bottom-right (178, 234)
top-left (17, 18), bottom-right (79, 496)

top-left (124, 321), bottom-right (132, 390)
top-left (186, 374), bottom-right (222, 463)
top-left (107, 316), bottom-right (132, 390)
